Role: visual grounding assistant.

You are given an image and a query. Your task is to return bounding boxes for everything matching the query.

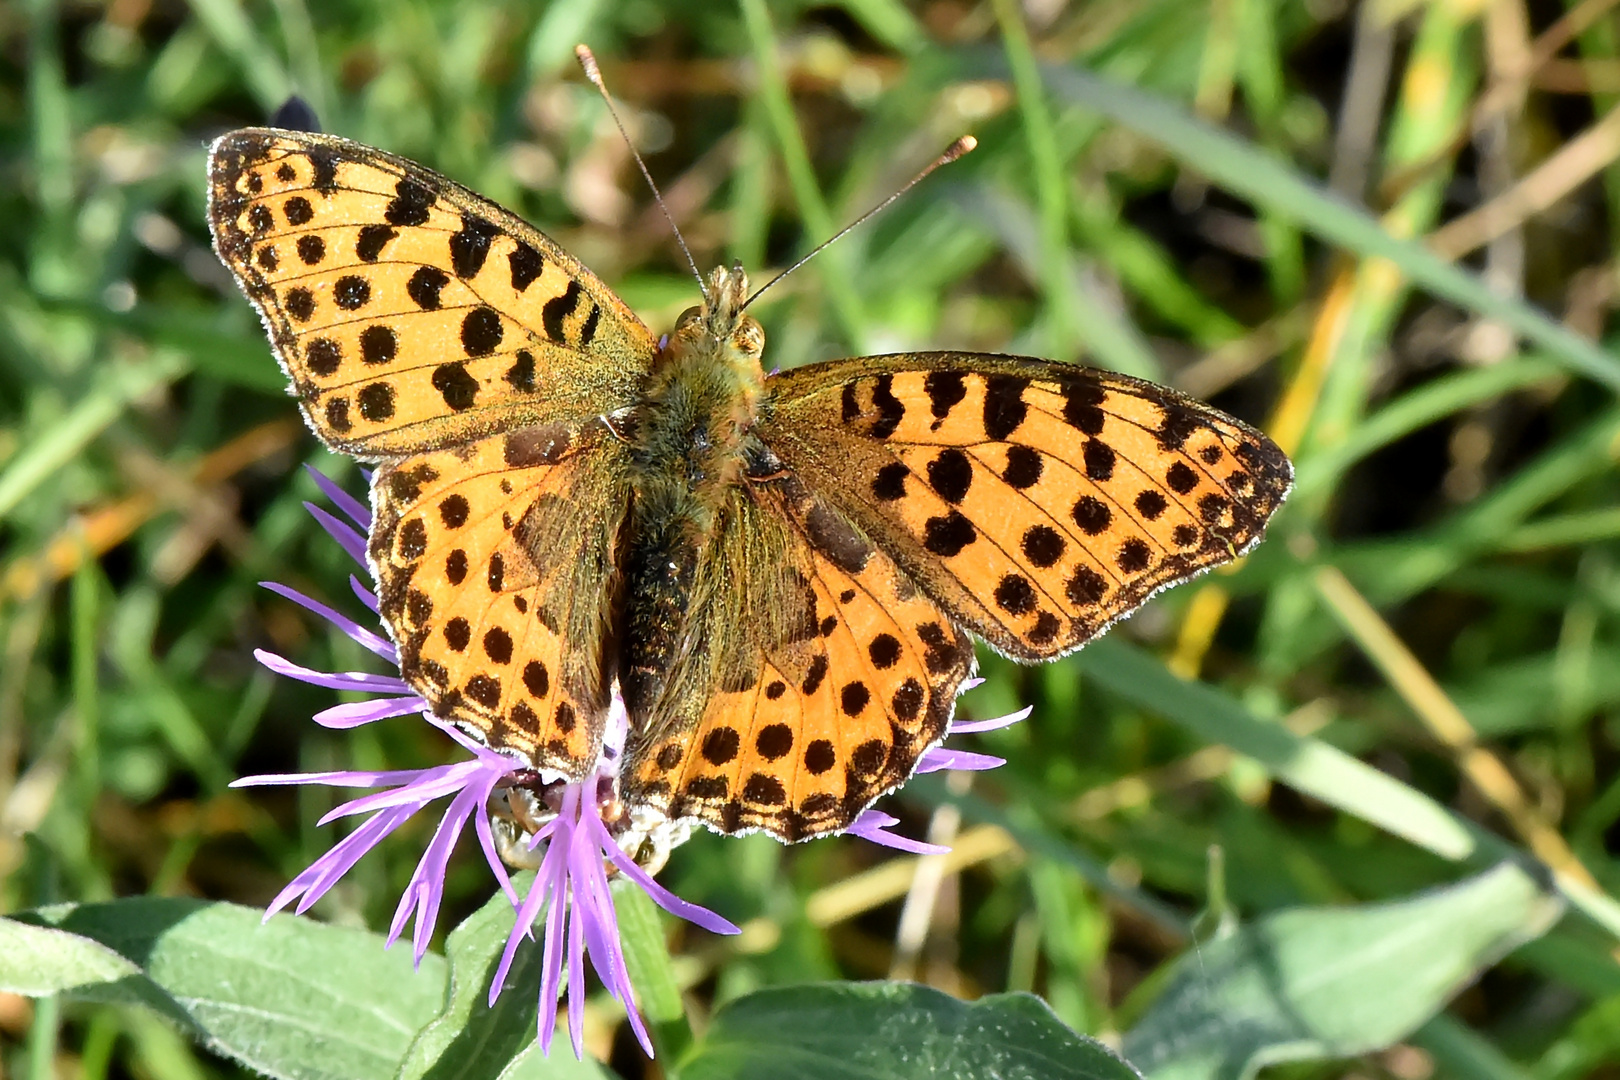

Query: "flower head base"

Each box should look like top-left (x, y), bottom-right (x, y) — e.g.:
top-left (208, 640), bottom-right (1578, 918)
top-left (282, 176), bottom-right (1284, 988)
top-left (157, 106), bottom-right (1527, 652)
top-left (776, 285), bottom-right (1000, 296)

top-left (237, 468), bottom-right (1027, 1056)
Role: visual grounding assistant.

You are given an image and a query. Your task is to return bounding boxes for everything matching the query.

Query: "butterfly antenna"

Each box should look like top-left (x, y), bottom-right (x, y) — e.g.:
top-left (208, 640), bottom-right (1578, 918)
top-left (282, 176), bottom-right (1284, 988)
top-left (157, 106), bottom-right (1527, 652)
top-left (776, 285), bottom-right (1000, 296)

top-left (741, 135), bottom-right (977, 312)
top-left (576, 45), bottom-right (708, 301)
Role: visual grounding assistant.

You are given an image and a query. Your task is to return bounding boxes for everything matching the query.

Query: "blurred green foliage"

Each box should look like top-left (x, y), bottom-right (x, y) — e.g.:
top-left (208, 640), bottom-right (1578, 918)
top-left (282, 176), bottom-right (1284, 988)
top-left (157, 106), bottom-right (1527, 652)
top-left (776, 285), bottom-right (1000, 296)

top-left (3, 0), bottom-right (1620, 1076)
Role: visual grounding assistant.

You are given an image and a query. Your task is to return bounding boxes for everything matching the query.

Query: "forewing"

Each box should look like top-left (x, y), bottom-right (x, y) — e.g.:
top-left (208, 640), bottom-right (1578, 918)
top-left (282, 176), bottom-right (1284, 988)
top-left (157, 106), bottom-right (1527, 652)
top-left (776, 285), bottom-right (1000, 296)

top-left (369, 427), bottom-right (629, 776)
top-left (756, 354), bottom-right (1292, 660)
top-left (620, 481), bottom-right (974, 842)
top-left (207, 129), bottom-right (655, 456)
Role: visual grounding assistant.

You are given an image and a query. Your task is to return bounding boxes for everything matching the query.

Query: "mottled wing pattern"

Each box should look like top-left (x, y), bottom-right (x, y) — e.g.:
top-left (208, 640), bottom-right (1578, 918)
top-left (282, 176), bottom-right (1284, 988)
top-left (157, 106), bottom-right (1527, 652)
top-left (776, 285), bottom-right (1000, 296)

top-left (621, 479), bottom-right (974, 841)
top-left (757, 354), bottom-right (1292, 661)
top-left (369, 426), bottom-right (630, 775)
top-left (206, 129), bottom-right (655, 457)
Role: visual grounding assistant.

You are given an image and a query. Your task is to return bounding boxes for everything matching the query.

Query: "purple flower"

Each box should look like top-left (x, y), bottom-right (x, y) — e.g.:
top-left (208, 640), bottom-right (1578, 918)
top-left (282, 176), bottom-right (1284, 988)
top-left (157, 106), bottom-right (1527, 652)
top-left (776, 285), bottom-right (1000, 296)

top-left (847, 685), bottom-right (1030, 854)
top-left (236, 468), bottom-right (1026, 1056)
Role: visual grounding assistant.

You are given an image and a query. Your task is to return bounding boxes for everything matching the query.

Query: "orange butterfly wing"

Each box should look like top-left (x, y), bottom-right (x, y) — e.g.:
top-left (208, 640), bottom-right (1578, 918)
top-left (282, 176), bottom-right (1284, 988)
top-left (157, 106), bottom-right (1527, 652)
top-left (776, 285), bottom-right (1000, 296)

top-left (206, 129), bottom-right (655, 457)
top-left (756, 354), bottom-right (1292, 661)
top-left (207, 130), bottom-right (652, 778)
top-left (368, 429), bottom-right (629, 777)
top-left (621, 478), bottom-right (974, 841)
top-left (619, 355), bottom-right (1288, 842)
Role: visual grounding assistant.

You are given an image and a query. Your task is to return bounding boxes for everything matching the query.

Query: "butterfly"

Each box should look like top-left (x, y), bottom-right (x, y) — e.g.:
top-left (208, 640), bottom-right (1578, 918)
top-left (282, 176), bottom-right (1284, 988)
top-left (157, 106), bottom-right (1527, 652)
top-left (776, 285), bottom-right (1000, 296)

top-left (206, 126), bottom-right (1292, 847)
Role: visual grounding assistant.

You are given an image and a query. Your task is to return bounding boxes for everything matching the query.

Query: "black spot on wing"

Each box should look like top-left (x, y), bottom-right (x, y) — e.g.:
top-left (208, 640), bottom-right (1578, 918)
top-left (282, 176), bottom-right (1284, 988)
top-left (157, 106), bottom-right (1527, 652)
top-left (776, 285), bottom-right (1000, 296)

top-left (357, 381), bottom-right (395, 422)
top-left (1083, 439), bottom-right (1116, 481)
top-left (355, 224), bottom-right (396, 262)
top-left (333, 275), bottom-right (370, 310)
top-left (509, 242), bottom-right (544, 291)
top-left (1157, 405), bottom-right (1201, 451)
top-left (869, 375), bottom-right (904, 439)
top-left (923, 511), bottom-right (976, 557)
top-left (1003, 446), bottom-right (1043, 489)
top-left (386, 177), bottom-right (433, 226)
top-left (432, 362), bottom-right (479, 411)
top-left (285, 287), bottom-right (315, 321)
top-left (578, 302), bottom-right (600, 347)
top-left (408, 266), bottom-right (449, 310)
top-left (306, 146), bottom-right (339, 192)
top-left (872, 462), bottom-right (908, 501)
top-left (449, 215), bottom-right (498, 279)
top-left (360, 325), bottom-right (397, 365)
top-left (324, 396), bottom-right (351, 433)
top-left (924, 371), bottom-right (967, 424)
top-left (542, 280), bottom-right (583, 345)
top-left (505, 350), bottom-right (536, 391)
top-left (305, 337), bottom-right (341, 376)
top-left (460, 307), bottom-right (503, 356)
top-left (926, 449), bottom-right (973, 503)
top-left (1061, 380), bottom-right (1107, 435)
top-left (283, 196), bottom-right (313, 225)
top-left (983, 376), bottom-right (1029, 439)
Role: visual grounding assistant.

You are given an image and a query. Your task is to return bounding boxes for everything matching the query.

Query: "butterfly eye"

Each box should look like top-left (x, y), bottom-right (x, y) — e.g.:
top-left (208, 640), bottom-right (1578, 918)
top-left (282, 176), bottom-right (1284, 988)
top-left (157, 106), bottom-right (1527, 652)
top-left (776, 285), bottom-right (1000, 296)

top-left (673, 306), bottom-right (702, 331)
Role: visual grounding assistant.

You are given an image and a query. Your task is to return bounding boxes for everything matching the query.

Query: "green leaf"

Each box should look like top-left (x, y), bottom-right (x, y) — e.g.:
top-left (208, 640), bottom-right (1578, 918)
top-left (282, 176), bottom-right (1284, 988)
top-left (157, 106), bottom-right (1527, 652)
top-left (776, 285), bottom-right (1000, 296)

top-left (678, 981), bottom-right (1141, 1080)
top-left (1121, 864), bottom-right (1563, 1080)
top-left (396, 876), bottom-right (610, 1080)
top-left (0, 917), bottom-right (142, 995)
top-left (18, 898), bottom-right (447, 1080)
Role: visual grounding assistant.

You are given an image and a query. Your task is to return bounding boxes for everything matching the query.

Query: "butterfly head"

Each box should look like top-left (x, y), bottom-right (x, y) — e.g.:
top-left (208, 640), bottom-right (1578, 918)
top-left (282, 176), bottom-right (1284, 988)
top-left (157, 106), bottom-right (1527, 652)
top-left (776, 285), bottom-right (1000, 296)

top-left (666, 264), bottom-right (765, 374)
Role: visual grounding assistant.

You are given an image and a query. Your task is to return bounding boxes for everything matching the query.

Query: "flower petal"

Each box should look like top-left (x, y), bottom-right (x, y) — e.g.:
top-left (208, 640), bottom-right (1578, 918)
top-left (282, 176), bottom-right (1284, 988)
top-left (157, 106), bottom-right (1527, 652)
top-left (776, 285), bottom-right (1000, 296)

top-left (304, 464), bottom-right (371, 530)
top-left (232, 767), bottom-right (431, 789)
top-left (351, 574), bottom-right (381, 613)
top-left (260, 582), bottom-right (395, 660)
top-left (949, 705), bottom-right (1032, 734)
top-left (916, 748), bottom-right (1005, 774)
top-left (304, 501), bottom-right (370, 568)
top-left (312, 696), bottom-right (425, 729)
top-left (254, 649), bottom-right (411, 693)
top-left (846, 809), bottom-right (950, 855)
top-left (596, 819), bottom-right (740, 936)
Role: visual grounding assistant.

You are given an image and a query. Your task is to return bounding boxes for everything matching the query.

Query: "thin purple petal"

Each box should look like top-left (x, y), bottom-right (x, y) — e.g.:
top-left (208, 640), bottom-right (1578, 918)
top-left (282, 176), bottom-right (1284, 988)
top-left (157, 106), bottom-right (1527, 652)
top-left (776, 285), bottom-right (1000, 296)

top-left (292, 809), bottom-right (416, 914)
top-left (492, 879), bottom-right (551, 1008)
top-left (259, 582), bottom-right (394, 660)
top-left (312, 696), bottom-right (425, 729)
top-left (267, 806), bottom-right (413, 917)
top-left (317, 761), bottom-right (498, 824)
top-left (305, 465), bottom-right (371, 530)
top-left (474, 806), bottom-right (518, 905)
top-left (391, 781), bottom-right (488, 961)
top-left (539, 852), bottom-right (569, 1052)
top-left (566, 884), bottom-right (587, 1057)
top-left (598, 825), bottom-right (741, 935)
top-left (232, 767), bottom-right (432, 789)
top-left (847, 809), bottom-right (950, 855)
top-left (351, 574), bottom-right (380, 613)
top-left (492, 825), bottom-right (566, 1006)
top-left (255, 649), bottom-right (412, 693)
top-left (304, 501), bottom-right (370, 568)
top-left (949, 706), bottom-right (1032, 734)
top-left (586, 882), bottom-right (654, 1055)
top-left (916, 748), bottom-right (1005, 774)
